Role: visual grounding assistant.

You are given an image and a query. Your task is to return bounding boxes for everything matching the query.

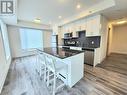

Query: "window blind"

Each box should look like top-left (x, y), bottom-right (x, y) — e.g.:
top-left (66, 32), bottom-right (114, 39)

top-left (20, 28), bottom-right (43, 50)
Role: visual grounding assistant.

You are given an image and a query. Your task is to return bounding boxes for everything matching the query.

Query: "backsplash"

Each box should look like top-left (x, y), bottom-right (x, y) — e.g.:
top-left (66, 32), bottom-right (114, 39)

top-left (77, 36), bottom-right (101, 48)
top-left (84, 36), bottom-right (101, 48)
top-left (63, 31), bottom-right (101, 48)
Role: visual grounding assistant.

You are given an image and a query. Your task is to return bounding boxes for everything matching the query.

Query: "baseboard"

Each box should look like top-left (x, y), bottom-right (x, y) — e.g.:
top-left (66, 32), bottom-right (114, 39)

top-left (13, 54), bottom-right (36, 60)
top-left (110, 52), bottom-right (127, 55)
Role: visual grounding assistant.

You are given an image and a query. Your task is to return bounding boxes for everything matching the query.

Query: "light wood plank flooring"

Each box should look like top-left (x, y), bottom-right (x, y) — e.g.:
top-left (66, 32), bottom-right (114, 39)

top-left (1, 54), bottom-right (127, 95)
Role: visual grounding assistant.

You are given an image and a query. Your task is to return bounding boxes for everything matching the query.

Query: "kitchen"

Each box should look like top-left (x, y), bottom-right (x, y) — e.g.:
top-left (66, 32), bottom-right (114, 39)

top-left (0, 0), bottom-right (127, 95)
top-left (53, 15), bottom-right (108, 67)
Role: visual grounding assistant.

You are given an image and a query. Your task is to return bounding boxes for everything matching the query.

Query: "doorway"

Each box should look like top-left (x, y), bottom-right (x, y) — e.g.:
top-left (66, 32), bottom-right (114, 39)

top-left (108, 23), bottom-right (127, 55)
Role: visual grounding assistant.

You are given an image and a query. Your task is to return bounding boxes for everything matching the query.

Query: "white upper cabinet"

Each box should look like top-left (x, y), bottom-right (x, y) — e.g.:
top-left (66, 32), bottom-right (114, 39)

top-left (72, 22), bottom-right (78, 37)
top-left (61, 24), bottom-right (73, 38)
top-left (61, 26), bottom-right (65, 38)
top-left (86, 17), bottom-right (93, 36)
top-left (71, 23), bottom-right (77, 37)
top-left (75, 21), bottom-right (82, 32)
top-left (64, 25), bottom-right (69, 33)
top-left (68, 24), bottom-right (74, 33)
top-left (60, 15), bottom-right (101, 38)
top-left (73, 19), bottom-right (86, 37)
top-left (80, 19), bottom-right (86, 31)
top-left (92, 15), bottom-right (101, 36)
top-left (86, 15), bottom-right (101, 37)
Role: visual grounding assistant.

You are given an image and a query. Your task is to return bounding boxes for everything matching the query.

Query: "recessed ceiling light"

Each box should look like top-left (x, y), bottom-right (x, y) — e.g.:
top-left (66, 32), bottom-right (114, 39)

top-left (117, 21), bottom-right (127, 24)
top-left (58, 16), bottom-right (62, 19)
top-left (77, 4), bottom-right (81, 9)
top-left (34, 18), bottom-right (41, 23)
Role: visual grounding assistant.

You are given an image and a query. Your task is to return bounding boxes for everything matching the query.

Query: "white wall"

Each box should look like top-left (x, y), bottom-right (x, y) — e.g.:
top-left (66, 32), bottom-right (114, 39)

top-left (11, 20), bottom-right (52, 30)
top-left (0, 21), bottom-right (12, 94)
top-left (93, 16), bottom-right (109, 66)
top-left (108, 24), bottom-right (114, 55)
top-left (110, 24), bottom-right (127, 54)
top-left (7, 25), bottom-right (52, 58)
top-left (43, 31), bottom-right (52, 48)
top-left (99, 16), bottom-right (109, 62)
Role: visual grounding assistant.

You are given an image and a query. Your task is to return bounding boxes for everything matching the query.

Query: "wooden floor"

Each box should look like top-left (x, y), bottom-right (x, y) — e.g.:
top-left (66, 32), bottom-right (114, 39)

top-left (97, 53), bottom-right (127, 75)
top-left (1, 53), bottom-right (127, 95)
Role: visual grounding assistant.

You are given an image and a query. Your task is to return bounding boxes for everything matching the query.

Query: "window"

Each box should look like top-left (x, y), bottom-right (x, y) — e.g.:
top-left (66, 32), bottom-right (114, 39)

top-left (0, 21), bottom-right (11, 60)
top-left (20, 28), bottom-right (43, 50)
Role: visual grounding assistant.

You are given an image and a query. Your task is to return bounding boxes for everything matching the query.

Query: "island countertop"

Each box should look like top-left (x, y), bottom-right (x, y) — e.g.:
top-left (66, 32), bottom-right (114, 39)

top-left (38, 47), bottom-right (84, 59)
top-left (37, 47), bottom-right (84, 87)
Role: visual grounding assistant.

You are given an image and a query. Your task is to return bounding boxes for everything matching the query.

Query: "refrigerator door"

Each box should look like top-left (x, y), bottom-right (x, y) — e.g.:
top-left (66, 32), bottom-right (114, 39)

top-left (51, 43), bottom-right (57, 47)
top-left (52, 35), bottom-right (57, 43)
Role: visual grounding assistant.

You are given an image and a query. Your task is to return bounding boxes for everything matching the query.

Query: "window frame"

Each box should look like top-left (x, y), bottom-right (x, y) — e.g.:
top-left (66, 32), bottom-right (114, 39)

top-left (0, 21), bottom-right (11, 61)
top-left (19, 27), bottom-right (43, 51)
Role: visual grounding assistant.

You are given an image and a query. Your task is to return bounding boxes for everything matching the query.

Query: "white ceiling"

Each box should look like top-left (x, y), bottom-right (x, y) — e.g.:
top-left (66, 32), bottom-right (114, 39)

top-left (101, 0), bottom-right (127, 21)
top-left (2, 0), bottom-right (126, 25)
top-left (18, 0), bottom-right (105, 24)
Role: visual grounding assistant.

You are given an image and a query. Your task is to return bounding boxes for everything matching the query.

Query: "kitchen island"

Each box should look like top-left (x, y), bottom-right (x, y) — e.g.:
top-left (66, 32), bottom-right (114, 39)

top-left (38, 47), bottom-right (84, 88)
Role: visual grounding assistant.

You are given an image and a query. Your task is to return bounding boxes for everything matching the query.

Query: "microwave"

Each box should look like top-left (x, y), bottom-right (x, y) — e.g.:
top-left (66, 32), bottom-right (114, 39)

top-left (64, 33), bottom-right (72, 38)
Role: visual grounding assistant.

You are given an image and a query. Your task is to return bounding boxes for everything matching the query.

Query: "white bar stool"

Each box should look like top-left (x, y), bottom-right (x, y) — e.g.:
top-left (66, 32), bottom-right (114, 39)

top-left (45, 55), bottom-right (67, 95)
top-left (36, 50), bottom-right (47, 82)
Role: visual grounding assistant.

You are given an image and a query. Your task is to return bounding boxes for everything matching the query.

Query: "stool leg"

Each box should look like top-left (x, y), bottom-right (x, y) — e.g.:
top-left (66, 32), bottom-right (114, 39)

top-left (47, 69), bottom-right (50, 86)
top-left (44, 66), bottom-right (46, 82)
top-left (52, 74), bottom-right (56, 95)
top-left (39, 65), bottom-right (42, 77)
top-left (36, 55), bottom-right (39, 73)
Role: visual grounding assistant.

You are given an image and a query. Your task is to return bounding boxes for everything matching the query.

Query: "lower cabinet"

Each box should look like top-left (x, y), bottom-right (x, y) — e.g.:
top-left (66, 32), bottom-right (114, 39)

top-left (64, 46), bottom-right (101, 66)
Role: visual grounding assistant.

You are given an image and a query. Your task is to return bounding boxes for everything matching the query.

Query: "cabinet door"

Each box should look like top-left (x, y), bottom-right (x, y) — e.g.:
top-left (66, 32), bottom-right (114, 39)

top-left (72, 22), bottom-right (78, 37)
top-left (86, 17), bottom-right (93, 37)
top-left (86, 15), bottom-right (101, 37)
top-left (61, 26), bottom-right (65, 38)
top-left (61, 24), bottom-right (74, 38)
top-left (69, 24), bottom-right (74, 33)
top-left (91, 15), bottom-right (101, 36)
top-left (80, 19), bottom-right (86, 31)
top-left (71, 24), bottom-right (77, 37)
top-left (65, 24), bottom-right (73, 33)
top-left (75, 21), bottom-right (82, 32)
top-left (64, 26), bottom-right (69, 33)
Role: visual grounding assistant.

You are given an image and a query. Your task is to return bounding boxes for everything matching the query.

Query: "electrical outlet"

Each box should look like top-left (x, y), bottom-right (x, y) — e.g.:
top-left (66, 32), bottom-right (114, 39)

top-left (91, 41), bottom-right (94, 44)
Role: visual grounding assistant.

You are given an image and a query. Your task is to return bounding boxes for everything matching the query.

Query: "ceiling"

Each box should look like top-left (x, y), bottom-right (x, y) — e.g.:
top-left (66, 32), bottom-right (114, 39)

top-left (2, 0), bottom-right (127, 25)
top-left (101, 0), bottom-right (127, 21)
top-left (18, 0), bottom-right (105, 24)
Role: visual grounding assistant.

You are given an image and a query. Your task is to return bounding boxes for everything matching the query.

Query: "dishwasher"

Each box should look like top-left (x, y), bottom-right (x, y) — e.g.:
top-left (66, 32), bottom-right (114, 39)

top-left (83, 48), bottom-right (94, 66)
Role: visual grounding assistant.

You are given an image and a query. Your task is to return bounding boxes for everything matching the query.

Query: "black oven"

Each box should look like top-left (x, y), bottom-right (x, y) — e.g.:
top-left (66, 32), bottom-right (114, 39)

top-left (64, 38), bottom-right (79, 46)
